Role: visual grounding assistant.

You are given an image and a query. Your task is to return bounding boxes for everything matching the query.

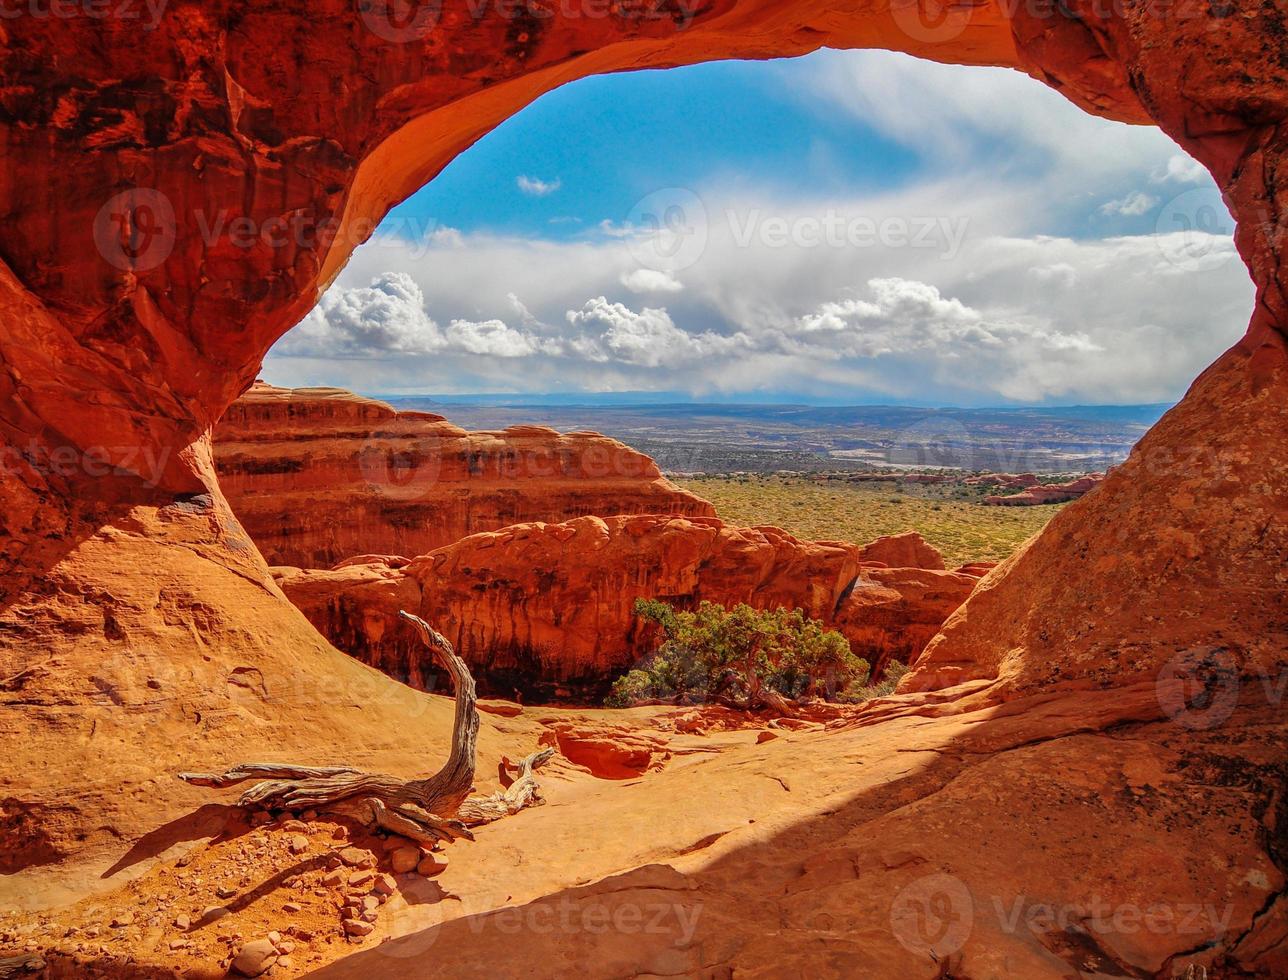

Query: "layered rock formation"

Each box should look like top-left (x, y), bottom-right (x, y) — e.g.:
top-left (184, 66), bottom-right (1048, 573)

top-left (964, 471), bottom-right (1040, 489)
top-left (215, 382), bottom-right (714, 567)
top-left (856, 530), bottom-right (947, 570)
top-left (275, 519), bottom-right (980, 697)
top-left (2, 0), bottom-right (1287, 975)
top-left (984, 472), bottom-right (1104, 506)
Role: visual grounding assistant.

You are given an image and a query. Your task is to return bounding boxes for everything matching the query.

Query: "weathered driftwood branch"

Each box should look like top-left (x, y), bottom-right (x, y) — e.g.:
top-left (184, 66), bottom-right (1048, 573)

top-left (457, 747), bottom-right (555, 825)
top-left (179, 610), bottom-right (542, 846)
top-left (712, 688), bottom-right (805, 718)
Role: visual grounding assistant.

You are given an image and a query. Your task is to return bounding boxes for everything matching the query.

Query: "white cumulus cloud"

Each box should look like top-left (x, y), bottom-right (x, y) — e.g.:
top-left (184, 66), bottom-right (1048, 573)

top-left (620, 268), bottom-right (685, 293)
top-left (566, 297), bottom-right (744, 368)
top-left (276, 271), bottom-right (444, 357)
top-left (267, 51), bottom-right (1251, 405)
top-left (1153, 154), bottom-right (1208, 184)
top-left (1099, 191), bottom-right (1159, 217)
top-left (517, 175), bottom-right (561, 196)
top-left (444, 318), bottom-right (540, 357)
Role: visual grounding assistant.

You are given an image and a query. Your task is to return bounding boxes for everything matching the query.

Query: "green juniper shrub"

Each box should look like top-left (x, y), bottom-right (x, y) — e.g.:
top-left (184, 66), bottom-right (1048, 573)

top-left (606, 599), bottom-right (867, 707)
top-left (838, 660), bottom-right (910, 704)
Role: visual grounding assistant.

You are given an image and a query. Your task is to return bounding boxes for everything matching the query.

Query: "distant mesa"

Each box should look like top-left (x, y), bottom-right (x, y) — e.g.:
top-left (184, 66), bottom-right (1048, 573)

top-left (216, 382), bottom-right (715, 567)
top-left (981, 473), bottom-right (1106, 506)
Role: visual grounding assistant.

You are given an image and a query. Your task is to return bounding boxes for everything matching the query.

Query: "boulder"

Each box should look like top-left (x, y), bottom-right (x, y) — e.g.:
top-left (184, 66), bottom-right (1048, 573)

top-left (230, 939), bottom-right (278, 977)
top-left (857, 531), bottom-right (946, 570)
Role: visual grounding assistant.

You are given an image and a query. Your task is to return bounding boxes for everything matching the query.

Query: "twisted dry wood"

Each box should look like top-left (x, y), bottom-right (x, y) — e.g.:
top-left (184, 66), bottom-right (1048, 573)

top-left (178, 610), bottom-right (544, 845)
top-left (457, 747), bottom-right (555, 825)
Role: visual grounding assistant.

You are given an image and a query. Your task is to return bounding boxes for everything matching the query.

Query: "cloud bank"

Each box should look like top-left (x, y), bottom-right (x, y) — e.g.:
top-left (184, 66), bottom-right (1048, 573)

top-left (267, 51), bottom-right (1252, 406)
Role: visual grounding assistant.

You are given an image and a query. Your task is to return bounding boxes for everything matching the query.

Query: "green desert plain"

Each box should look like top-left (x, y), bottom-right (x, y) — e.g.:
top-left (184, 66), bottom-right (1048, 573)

top-left (678, 473), bottom-right (1066, 567)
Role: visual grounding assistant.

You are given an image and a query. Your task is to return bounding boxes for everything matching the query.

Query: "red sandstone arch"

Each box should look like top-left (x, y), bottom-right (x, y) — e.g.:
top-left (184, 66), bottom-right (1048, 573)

top-left (0, 0), bottom-right (1284, 913)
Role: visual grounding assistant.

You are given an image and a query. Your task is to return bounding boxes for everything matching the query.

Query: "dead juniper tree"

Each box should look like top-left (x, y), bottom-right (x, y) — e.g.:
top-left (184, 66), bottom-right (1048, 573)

top-left (180, 611), bottom-right (552, 845)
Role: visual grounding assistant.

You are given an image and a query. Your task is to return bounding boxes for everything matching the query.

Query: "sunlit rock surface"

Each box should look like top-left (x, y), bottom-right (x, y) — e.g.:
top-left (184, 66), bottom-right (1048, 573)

top-left (216, 382), bottom-right (714, 567)
top-left (275, 519), bottom-right (977, 696)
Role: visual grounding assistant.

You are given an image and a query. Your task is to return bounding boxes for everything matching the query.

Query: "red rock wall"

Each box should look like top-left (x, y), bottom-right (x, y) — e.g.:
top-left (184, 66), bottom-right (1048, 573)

top-left (215, 382), bottom-right (714, 567)
top-left (275, 518), bottom-right (979, 698)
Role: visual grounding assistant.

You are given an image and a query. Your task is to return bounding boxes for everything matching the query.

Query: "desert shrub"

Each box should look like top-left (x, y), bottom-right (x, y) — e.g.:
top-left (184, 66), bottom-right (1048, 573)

top-left (838, 660), bottom-right (910, 704)
top-left (606, 599), bottom-right (867, 707)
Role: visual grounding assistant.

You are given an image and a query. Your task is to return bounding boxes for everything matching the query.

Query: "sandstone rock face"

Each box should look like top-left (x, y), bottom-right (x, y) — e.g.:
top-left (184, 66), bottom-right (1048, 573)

top-left (857, 531), bottom-right (947, 570)
top-left (215, 382), bottom-right (714, 567)
top-left (905, 336), bottom-right (1288, 699)
top-left (836, 566), bottom-right (983, 675)
top-left (984, 473), bottom-right (1104, 506)
top-left (276, 519), bottom-right (979, 697)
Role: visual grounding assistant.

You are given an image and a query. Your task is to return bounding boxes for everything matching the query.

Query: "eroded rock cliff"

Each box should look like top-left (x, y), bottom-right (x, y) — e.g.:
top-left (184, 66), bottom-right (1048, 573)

top-left (215, 382), bottom-right (714, 566)
top-left (274, 519), bottom-right (979, 697)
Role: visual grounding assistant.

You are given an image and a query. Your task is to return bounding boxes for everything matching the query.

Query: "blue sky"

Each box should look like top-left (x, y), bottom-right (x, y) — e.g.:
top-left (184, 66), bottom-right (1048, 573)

top-left (384, 58), bottom-right (922, 241)
top-left (267, 50), bottom-right (1251, 406)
